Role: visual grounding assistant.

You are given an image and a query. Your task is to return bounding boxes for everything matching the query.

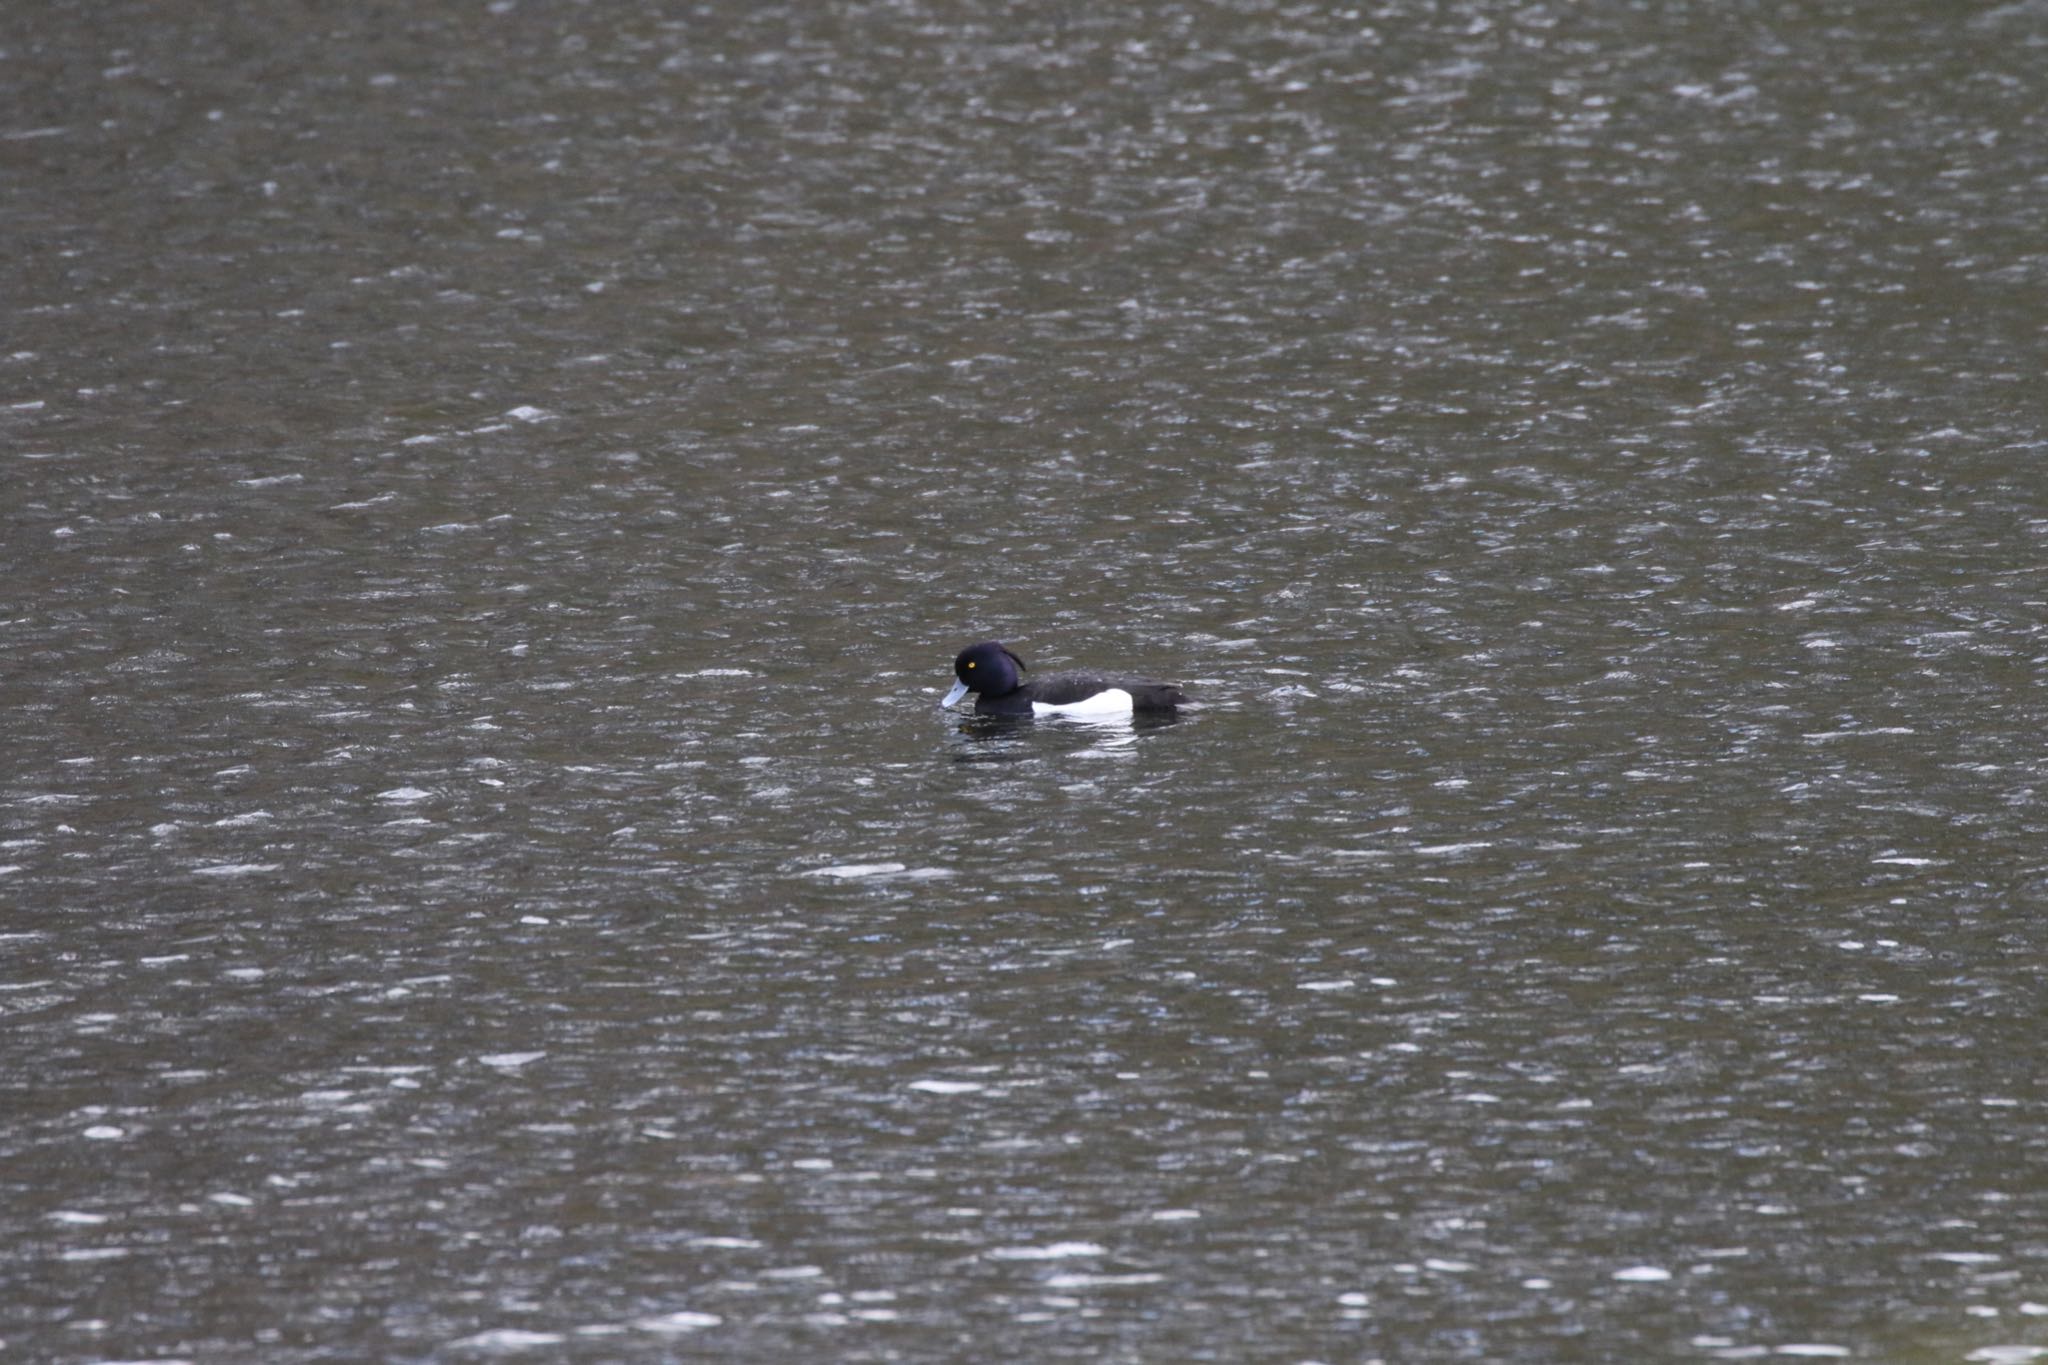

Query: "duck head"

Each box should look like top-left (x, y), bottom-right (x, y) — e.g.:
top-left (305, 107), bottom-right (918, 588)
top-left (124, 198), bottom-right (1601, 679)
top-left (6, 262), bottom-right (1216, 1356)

top-left (940, 640), bottom-right (1028, 707)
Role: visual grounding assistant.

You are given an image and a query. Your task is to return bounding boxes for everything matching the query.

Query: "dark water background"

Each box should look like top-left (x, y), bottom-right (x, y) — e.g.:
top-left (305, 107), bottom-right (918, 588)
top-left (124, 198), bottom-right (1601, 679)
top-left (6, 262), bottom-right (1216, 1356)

top-left (5, 1), bottom-right (2047, 1360)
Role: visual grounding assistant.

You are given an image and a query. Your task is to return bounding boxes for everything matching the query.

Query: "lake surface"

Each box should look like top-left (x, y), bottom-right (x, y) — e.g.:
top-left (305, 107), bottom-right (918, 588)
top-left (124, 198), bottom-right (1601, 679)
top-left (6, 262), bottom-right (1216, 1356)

top-left (5, 1), bottom-right (2047, 1360)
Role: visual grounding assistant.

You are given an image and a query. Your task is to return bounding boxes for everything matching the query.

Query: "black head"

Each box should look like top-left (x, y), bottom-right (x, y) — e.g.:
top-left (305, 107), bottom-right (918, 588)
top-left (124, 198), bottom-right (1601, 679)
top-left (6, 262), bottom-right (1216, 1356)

top-left (944, 640), bottom-right (1028, 704)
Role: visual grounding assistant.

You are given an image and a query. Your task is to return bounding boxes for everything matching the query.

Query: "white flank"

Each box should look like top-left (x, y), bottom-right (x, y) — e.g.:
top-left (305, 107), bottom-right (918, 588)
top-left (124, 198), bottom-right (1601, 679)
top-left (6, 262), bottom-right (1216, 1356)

top-left (1032, 687), bottom-right (1134, 718)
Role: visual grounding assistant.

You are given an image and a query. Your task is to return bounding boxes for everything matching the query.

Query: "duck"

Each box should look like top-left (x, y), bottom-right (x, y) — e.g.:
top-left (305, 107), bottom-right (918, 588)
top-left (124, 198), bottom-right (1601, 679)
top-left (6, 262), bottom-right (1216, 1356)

top-left (938, 640), bottom-right (1187, 717)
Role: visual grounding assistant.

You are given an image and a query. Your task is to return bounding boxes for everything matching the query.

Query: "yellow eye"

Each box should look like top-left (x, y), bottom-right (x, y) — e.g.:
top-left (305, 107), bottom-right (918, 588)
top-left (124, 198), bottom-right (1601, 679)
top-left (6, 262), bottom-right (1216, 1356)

top-left (966, 661), bottom-right (975, 669)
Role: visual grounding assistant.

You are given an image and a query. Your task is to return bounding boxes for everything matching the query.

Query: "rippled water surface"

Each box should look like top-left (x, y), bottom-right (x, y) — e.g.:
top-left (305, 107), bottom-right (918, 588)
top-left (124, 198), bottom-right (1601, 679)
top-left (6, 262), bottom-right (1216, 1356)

top-left (6, 1), bottom-right (2048, 1360)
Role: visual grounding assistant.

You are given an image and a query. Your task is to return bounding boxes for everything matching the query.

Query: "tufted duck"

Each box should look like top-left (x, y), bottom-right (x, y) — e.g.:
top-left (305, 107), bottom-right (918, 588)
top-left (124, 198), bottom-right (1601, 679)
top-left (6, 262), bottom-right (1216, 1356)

top-left (939, 640), bottom-right (1187, 717)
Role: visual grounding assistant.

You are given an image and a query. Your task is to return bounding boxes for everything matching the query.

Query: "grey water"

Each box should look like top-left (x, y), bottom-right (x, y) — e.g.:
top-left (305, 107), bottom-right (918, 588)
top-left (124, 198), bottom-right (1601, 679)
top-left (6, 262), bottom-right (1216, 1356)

top-left (4, 1), bottom-right (2047, 1361)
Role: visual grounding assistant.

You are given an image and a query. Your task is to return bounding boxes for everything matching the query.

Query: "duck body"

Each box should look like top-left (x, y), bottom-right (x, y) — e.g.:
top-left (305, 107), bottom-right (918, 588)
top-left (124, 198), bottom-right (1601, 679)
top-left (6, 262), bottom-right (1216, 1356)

top-left (940, 640), bottom-right (1187, 717)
